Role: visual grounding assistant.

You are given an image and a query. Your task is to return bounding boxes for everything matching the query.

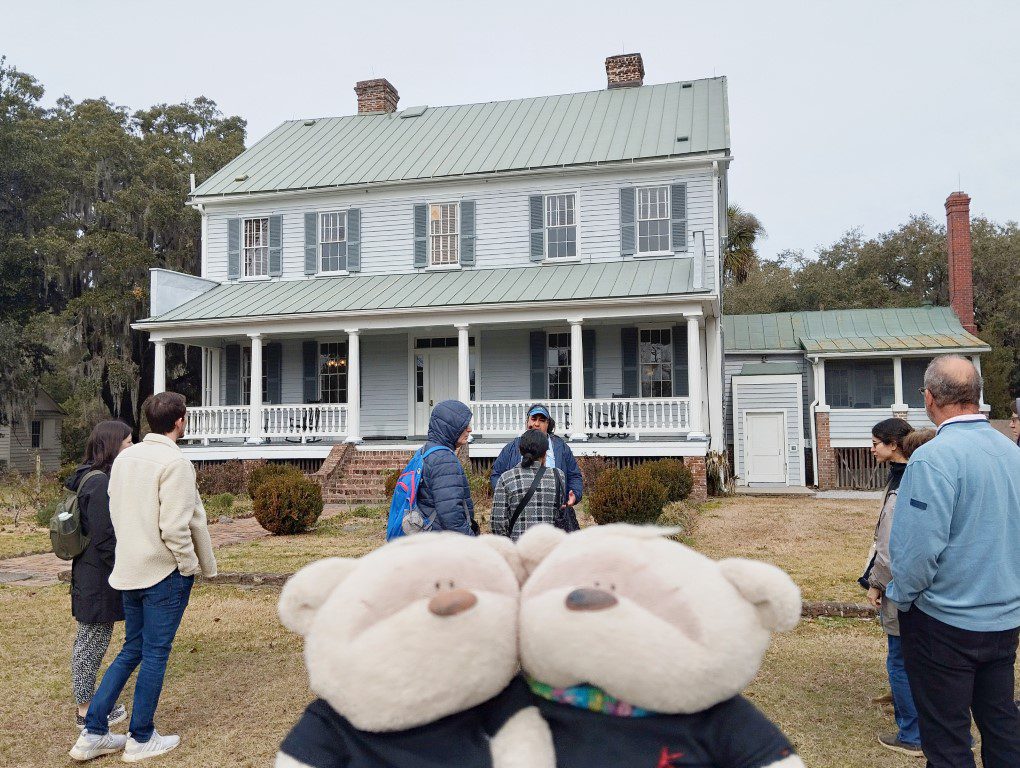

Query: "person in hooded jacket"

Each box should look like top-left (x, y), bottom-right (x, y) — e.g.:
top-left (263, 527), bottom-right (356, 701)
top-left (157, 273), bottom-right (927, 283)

top-left (68, 420), bottom-right (133, 731)
top-left (489, 404), bottom-right (582, 507)
top-left (416, 400), bottom-right (478, 535)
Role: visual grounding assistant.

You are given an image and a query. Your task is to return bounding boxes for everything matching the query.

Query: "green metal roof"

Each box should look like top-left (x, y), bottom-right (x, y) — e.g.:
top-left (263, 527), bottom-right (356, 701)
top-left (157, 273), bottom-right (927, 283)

top-left (737, 362), bottom-right (802, 376)
top-left (141, 258), bottom-right (701, 325)
top-left (723, 307), bottom-right (990, 354)
top-left (192, 79), bottom-right (730, 198)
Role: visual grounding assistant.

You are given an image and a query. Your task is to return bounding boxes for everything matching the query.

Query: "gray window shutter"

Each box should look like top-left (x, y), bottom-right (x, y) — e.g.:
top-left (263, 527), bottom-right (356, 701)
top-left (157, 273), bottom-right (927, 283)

top-left (621, 327), bottom-right (638, 396)
top-left (302, 340), bottom-right (319, 402)
top-left (225, 344), bottom-right (241, 404)
top-left (672, 325), bottom-right (689, 397)
top-left (227, 218), bottom-right (241, 280)
top-left (582, 329), bottom-right (596, 398)
top-left (347, 208), bottom-right (361, 272)
top-left (530, 331), bottom-right (546, 399)
top-left (670, 183), bottom-right (687, 253)
top-left (268, 215), bottom-right (282, 277)
top-left (413, 204), bottom-right (428, 268)
top-left (265, 342), bottom-right (282, 404)
top-left (459, 201), bottom-right (476, 266)
top-left (304, 212), bottom-right (317, 275)
top-left (620, 187), bottom-right (636, 256)
top-left (529, 196), bottom-right (544, 262)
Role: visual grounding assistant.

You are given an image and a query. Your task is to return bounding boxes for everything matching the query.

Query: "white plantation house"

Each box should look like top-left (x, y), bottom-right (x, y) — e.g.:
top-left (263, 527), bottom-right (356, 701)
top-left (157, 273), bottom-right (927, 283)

top-left (135, 54), bottom-right (987, 497)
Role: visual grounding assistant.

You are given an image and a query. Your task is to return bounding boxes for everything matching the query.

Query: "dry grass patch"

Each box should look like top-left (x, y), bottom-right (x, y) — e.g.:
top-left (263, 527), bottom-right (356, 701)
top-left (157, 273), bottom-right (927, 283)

top-left (0, 522), bottom-right (50, 559)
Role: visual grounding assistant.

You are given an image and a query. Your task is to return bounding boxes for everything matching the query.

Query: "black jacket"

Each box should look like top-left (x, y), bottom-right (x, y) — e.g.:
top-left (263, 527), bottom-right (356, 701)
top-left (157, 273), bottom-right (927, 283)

top-left (417, 400), bottom-right (476, 535)
top-left (68, 465), bottom-right (124, 624)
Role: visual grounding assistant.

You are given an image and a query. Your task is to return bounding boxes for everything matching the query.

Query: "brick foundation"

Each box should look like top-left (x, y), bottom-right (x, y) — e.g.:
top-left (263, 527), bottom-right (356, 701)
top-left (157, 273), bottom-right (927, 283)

top-left (684, 456), bottom-right (708, 502)
top-left (815, 411), bottom-right (837, 490)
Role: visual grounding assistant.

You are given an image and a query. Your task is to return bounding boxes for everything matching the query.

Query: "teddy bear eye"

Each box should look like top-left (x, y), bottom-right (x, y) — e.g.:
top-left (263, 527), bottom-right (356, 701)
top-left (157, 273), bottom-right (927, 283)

top-left (594, 580), bottom-right (601, 588)
top-left (448, 580), bottom-right (455, 589)
top-left (434, 581), bottom-right (441, 591)
top-left (609, 584), bottom-right (617, 592)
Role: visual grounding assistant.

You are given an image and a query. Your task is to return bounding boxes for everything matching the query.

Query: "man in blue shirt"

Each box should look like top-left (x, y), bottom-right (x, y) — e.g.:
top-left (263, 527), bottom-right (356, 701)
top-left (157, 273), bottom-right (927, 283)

top-left (886, 356), bottom-right (1020, 767)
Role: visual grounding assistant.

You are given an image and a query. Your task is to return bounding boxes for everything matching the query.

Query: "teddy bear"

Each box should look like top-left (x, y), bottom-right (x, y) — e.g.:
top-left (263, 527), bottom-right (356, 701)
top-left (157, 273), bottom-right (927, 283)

top-left (516, 523), bottom-right (805, 768)
top-left (274, 531), bottom-right (555, 768)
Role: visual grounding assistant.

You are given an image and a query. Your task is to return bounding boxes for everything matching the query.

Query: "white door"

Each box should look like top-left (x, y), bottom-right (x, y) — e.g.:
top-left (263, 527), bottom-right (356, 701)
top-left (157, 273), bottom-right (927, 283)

top-left (745, 411), bottom-right (788, 484)
top-left (414, 349), bottom-right (459, 434)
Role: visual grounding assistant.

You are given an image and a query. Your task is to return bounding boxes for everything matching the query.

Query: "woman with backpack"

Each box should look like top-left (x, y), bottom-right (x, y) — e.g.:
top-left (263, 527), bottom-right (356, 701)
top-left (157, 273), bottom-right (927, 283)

top-left (491, 429), bottom-right (575, 541)
top-left (67, 420), bottom-right (133, 730)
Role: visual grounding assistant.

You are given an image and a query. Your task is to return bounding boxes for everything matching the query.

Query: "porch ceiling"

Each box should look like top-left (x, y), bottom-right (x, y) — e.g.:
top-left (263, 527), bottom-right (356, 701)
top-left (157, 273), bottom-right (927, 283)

top-left (139, 258), bottom-right (701, 326)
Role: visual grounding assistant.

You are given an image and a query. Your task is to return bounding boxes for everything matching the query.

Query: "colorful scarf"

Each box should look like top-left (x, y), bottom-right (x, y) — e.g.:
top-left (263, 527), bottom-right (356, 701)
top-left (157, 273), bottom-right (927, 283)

top-left (527, 676), bottom-right (655, 718)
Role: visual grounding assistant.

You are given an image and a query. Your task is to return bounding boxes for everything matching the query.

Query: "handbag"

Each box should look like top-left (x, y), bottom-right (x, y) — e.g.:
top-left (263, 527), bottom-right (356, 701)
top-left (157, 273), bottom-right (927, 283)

top-left (552, 470), bottom-right (580, 532)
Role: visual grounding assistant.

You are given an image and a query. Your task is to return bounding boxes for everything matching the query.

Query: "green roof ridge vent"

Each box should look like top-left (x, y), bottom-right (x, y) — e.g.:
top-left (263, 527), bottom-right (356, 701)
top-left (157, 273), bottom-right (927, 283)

top-left (400, 105), bottom-right (428, 118)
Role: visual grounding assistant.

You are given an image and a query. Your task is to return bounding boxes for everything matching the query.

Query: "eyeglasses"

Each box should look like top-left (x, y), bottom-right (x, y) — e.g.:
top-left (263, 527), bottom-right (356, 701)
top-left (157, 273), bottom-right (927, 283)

top-left (918, 387), bottom-right (927, 396)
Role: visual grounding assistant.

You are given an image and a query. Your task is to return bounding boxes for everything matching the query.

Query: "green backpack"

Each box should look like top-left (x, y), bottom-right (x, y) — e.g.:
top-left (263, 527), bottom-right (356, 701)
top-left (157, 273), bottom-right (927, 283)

top-left (49, 469), bottom-right (105, 561)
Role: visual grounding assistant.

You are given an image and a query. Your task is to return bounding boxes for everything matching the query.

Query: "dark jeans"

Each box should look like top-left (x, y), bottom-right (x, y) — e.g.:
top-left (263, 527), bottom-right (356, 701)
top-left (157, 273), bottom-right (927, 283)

top-left (85, 570), bottom-right (194, 743)
top-left (899, 606), bottom-right (1020, 768)
top-left (886, 633), bottom-right (921, 746)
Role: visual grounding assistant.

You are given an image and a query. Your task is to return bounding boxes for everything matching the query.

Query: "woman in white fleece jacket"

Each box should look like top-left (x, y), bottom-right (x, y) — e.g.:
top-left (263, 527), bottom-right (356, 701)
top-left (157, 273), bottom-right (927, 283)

top-left (70, 392), bottom-right (217, 764)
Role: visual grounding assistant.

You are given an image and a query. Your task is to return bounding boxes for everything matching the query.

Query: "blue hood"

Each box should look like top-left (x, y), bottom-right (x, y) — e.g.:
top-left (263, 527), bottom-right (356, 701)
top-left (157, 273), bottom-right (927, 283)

top-left (427, 400), bottom-right (472, 449)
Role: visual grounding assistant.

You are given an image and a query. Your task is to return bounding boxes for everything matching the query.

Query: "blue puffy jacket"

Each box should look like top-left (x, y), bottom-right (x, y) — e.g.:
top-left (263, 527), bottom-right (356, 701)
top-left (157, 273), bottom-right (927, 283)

top-left (489, 433), bottom-right (583, 503)
top-left (417, 400), bottom-right (476, 535)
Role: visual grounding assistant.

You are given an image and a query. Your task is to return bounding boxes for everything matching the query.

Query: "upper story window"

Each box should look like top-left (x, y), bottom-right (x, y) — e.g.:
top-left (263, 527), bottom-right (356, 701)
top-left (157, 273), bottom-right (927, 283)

top-left (547, 332), bottom-right (572, 400)
top-left (825, 359), bottom-right (895, 408)
top-left (319, 212), bottom-right (347, 273)
top-left (319, 342), bottom-right (349, 404)
top-left (639, 328), bottom-right (673, 397)
top-left (30, 420), bottom-right (41, 448)
top-left (429, 203), bottom-right (459, 266)
top-left (545, 193), bottom-right (577, 259)
top-left (637, 186), bottom-right (670, 254)
top-left (244, 217), bottom-right (270, 277)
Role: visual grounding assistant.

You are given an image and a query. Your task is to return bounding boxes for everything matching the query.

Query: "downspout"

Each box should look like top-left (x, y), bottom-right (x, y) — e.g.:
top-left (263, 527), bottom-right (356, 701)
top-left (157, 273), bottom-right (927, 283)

top-left (808, 356), bottom-right (819, 488)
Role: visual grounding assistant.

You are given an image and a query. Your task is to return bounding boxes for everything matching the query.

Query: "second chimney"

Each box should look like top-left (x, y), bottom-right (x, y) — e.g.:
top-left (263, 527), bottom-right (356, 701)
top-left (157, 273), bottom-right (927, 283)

top-left (605, 53), bottom-right (644, 89)
top-left (945, 191), bottom-right (977, 334)
top-left (355, 78), bottom-right (399, 114)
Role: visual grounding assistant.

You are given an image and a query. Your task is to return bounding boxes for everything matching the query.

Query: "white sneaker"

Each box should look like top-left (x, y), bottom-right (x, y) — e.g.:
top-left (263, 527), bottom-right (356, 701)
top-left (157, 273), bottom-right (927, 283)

top-left (69, 730), bottom-right (127, 761)
top-left (122, 730), bottom-right (180, 762)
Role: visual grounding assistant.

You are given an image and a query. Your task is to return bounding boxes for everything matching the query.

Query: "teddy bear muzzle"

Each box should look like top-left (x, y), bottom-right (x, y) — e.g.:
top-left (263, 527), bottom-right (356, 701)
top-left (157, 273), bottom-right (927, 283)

top-left (565, 587), bottom-right (618, 611)
top-left (428, 588), bottom-right (479, 617)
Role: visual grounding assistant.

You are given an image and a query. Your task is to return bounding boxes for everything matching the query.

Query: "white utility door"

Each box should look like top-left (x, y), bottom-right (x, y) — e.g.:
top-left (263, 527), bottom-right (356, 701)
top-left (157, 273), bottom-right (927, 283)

top-left (745, 411), bottom-right (787, 483)
top-left (414, 349), bottom-right (459, 434)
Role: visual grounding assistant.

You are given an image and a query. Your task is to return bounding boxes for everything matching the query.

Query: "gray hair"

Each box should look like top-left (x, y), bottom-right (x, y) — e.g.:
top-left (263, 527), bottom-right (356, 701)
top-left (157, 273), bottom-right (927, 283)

top-left (923, 356), bottom-right (982, 408)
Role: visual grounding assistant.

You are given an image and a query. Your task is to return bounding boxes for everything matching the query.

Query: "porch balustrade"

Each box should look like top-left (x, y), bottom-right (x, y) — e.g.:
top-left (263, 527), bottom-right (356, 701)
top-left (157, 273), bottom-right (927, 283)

top-left (469, 400), bottom-right (573, 437)
top-left (184, 406), bottom-right (250, 441)
top-left (184, 404), bottom-right (348, 442)
top-left (470, 397), bottom-right (690, 438)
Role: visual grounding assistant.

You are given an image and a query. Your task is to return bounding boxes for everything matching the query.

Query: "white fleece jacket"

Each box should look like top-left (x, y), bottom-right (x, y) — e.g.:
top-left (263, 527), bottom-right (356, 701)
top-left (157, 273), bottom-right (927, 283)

top-left (108, 433), bottom-right (217, 590)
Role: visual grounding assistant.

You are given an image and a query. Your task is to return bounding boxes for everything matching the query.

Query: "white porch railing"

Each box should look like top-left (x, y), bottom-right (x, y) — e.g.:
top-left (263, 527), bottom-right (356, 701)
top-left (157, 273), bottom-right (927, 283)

top-left (470, 397), bottom-right (690, 438)
top-left (184, 406), bottom-right (250, 441)
top-left (263, 404), bottom-right (348, 440)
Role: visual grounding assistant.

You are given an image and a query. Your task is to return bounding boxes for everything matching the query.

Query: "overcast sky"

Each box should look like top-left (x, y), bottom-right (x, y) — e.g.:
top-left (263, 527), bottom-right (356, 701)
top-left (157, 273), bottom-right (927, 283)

top-left (2, 0), bottom-right (1017, 259)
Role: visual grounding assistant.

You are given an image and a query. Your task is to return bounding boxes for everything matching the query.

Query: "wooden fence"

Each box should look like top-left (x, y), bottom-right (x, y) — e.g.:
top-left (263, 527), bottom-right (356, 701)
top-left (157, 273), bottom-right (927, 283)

top-left (834, 448), bottom-right (889, 490)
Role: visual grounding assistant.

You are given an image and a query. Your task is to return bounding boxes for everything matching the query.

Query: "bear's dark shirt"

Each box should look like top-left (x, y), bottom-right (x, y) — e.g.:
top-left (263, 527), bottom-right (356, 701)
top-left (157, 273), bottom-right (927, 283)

top-left (531, 693), bottom-right (795, 768)
top-left (280, 676), bottom-right (532, 768)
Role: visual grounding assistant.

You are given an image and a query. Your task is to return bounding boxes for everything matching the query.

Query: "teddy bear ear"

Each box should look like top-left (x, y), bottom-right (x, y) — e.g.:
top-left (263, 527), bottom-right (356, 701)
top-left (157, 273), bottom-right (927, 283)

top-left (278, 557), bottom-right (358, 636)
top-left (515, 523), bottom-right (567, 576)
top-left (718, 558), bottom-right (802, 633)
top-left (476, 534), bottom-right (528, 584)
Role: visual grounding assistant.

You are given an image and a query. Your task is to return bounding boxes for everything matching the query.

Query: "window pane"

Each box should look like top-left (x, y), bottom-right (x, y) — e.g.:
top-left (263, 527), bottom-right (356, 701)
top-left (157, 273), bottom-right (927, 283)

top-left (429, 203), bottom-right (459, 265)
top-left (825, 359), bottom-right (895, 408)
top-left (319, 342), bottom-right (349, 404)
top-left (547, 333), bottom-right (571, 399)
top-left (638, 328), bottom-right (673, 397)
top-left (545, 194), bottom-right (577, 259)
top-left (903, 357), bottom-right (935, 408)
top-left (244, 218), bottom-right (270, 276)
top-left (636, 187), bottom-right (669, 253)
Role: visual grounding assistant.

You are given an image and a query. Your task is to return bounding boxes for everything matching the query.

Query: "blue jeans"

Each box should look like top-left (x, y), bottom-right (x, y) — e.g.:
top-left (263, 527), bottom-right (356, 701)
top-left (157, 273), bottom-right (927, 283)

top-left (887, 633), bottom-right (921, 746)
top-left (85, 570), bottom-right (194, 742)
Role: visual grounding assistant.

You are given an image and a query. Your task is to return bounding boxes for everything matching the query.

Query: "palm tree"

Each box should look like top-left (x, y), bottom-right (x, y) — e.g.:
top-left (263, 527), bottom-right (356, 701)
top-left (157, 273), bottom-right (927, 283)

top-left (725, 206), bottom-right (766, 284)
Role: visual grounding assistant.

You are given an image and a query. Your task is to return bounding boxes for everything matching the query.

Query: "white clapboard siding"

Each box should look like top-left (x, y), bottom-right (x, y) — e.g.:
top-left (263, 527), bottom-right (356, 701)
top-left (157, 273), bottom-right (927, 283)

top-left (732, 376), bottom-right (804, 485)
top-left (8, 416), bottom-right (62, 473)
top-left (724, 354), bottom-right (810, 445)
top-left (202, 165), bottom-right (717, 286)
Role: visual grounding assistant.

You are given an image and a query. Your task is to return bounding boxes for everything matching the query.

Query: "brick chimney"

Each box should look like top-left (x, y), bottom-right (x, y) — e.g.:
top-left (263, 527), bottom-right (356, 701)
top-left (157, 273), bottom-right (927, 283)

top-left (945, 191), bottom-right (977, 333)
top-left (605, 53), bottom-right (644, 89)
top-left (354, 78), bottom-right (399, 114)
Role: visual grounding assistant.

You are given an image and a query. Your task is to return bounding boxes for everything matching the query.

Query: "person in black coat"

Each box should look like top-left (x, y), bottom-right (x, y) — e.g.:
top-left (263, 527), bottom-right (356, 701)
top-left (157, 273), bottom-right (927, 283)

top-left (69, 420), bottom-right (133, 730)
top-left (416, 400), bottom-right (478, 535)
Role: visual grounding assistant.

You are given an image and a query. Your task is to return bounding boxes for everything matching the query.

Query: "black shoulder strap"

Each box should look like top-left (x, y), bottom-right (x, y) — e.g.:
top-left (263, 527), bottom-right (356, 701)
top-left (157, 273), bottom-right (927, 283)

top-left (75, 470), bottom-right (106, 500)
top-left (508, 465), bottom-right (545, 537)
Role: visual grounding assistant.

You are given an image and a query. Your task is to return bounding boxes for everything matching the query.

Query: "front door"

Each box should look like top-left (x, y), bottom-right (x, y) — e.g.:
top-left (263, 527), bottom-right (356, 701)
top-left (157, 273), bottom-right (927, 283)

top-left (414, 349), bottom-right (459, 435)
top-left (745, 411), bottom-right (787, 484)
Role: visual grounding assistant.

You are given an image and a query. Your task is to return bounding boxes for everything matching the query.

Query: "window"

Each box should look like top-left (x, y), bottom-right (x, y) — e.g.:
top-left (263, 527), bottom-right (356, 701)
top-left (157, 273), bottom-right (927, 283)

top-left (241, 349), bottom-right (269, 404)
top-left (319, 342), bottom-right (348, 404)
top-left (30, 420), bottom-right (41, 449)
top-left (903, 357), bottom-right (935, 408)
top-left (637, 186), bottom-right (670, 254)
top-left (640, 328), bottom-right (673, 397)
top-left (545, 193), bottom-right (577, 259)
top-left (547, 333), bottom-right (572, 400)
top-left (243, 217), bottom-right (270, 277)
top-left (825, 359), bottom-right (895, 408)
top-left (319, 211), bottom-right (347, 272)
top-left (429, 203), bottom-right (458, 266)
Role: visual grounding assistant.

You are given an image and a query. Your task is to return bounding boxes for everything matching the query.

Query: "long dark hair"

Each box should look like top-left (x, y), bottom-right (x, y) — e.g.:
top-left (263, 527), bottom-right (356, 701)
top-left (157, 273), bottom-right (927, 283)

top-left (519, 429), bottom-right (549, 469)
top-left (872, 417), bottom-right (913, 455)
top-left (83, 420), bottom-right (133, 474)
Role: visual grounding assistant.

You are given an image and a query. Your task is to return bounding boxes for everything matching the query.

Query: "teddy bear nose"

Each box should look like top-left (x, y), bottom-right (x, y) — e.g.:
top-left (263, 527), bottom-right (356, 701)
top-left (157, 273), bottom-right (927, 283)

top-left (565, 588), bottom-right (618, 611)
top-left (428, 588), bottom-right (478, 617)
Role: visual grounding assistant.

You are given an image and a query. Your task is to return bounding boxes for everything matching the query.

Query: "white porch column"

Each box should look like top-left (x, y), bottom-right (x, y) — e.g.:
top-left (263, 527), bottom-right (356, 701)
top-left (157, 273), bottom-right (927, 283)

top-left (247, 333), bottom-right (264, 444)
top-left (456, 324), bottom-right (471, 403)
top-left (568, 318), bottom-right (588, 441)
top-left (815, 358), bottom-right (828, 409)
top-left (892, 357), bottom-right (907, 415)
top-left (686, 314), bottom-right (705, 440)
top-left (705, 315), bottom-right (725, 451)
top-left (346, 329), bottom-right (362, 443)
top-left (152, 339), bottom-right (167, 395)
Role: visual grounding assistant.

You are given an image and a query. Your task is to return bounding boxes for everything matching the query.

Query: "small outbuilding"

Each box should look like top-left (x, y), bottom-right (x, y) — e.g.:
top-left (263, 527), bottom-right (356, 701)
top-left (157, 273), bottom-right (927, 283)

top-left (0, 390), bottom-right (65, 474)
